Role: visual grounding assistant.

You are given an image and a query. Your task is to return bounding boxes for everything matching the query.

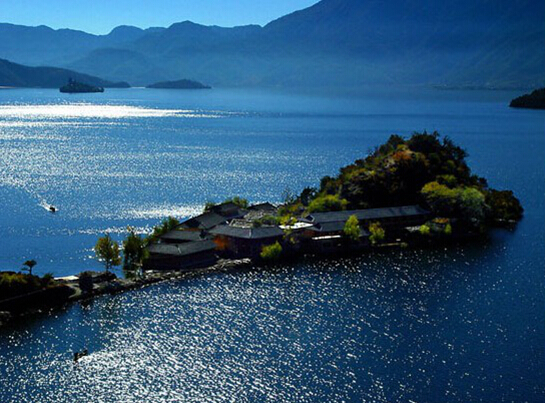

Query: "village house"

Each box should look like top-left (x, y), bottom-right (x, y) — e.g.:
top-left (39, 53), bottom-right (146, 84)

top-left (145, 240), bottom-right (218, 271)
top-left (301, 205), bottom-right (431, 235)
top-left (210, 224), bottom-right (284, 258)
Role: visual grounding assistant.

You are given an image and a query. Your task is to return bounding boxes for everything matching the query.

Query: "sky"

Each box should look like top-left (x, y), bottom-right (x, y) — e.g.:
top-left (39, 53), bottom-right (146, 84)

top-left (0, 0), bottom-right (319, 34)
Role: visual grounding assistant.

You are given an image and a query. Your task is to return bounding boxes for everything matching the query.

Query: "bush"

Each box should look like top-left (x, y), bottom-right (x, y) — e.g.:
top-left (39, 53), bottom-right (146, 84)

top-left (224, 197), bottom-right (249, 209)
top-left (419, 225), bottom-right (431, 236)
top-left (307, 194), bottom-right (348, 213)
top-left (260, 242), bottom-right (283, 261)
top-left (343, 215), bottom-right (360, 242)
top-left (78, 272), bottom-right (94, 293)
top-left (485, 189), bottom-right (524, 222)
top-left (0, 272), bottom-right (46, 300)
top-left (369, 222), bottom-right (385, 245)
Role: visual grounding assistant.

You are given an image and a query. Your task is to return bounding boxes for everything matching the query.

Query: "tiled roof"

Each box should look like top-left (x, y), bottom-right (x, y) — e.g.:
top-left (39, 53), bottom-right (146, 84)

top-left (160, 230), bottom-right (209, 242)
top-left (310, 221), bottom-right (370, 237)
top-left (210, 225), bottom-right (284, 240)
top-left (148, 240), bottom-right (217, 257)
top-left (305, 205), bottom-right (430, 224)
top-left (180, 212), bottom-right (227, 230)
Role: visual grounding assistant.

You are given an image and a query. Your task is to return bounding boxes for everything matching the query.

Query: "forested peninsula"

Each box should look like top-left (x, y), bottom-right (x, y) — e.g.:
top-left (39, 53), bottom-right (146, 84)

top-left (0, 132), bottom-right (523, 326)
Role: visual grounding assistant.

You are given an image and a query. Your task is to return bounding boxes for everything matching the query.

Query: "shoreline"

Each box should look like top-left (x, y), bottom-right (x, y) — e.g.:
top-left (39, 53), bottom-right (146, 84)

top-left (0, 259), bottom-right (252, 328)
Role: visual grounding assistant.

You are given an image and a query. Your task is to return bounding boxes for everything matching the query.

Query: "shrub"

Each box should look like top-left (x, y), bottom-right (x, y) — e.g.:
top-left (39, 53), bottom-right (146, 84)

top-left (485, 189), bottom-right (524, 222)
top-left (369, 222), bottom-right (385, 245)
top-left (419, 224), bottom-right (431, 236)
top-left (307, 194), bottom-right (348, 213)
top-left (343, 215), bottom-right (360, 242)
top-left (260, 242), bottom-right (282, 261)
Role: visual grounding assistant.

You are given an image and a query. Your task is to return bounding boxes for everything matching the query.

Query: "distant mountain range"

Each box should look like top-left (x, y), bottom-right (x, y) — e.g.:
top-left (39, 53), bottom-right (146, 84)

top-left (0, 0), bottom-right (543, 89)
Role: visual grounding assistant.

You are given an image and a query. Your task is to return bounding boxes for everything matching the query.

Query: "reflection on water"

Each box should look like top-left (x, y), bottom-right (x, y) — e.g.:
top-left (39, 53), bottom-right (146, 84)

top-left (0, 103), bottom-right (227, 119)
top-left (0, 88), bottom-right (543, 401)
top-left (0, 237), bottom-right (543, 402)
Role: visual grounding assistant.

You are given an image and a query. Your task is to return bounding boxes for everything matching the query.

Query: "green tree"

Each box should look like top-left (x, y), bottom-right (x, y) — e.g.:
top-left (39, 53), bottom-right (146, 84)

top-left (369, 222), bottom-right (385, 245)
top-left (307, 194), bottom-right (348, 213)
top-left (224, 197), bottom-right (249, 209)
top-left (485, 189), bottom-right (524, 222)
top-left (260, 242), bottom-right (282, 261)
top-left (343, 215), bottom-right (360, 242)
top-left (419, 224), bottom-right (431, 236)
top-left (147, 216), bottom-right (180, 245)
top-left (95, 234), bottom-right (121, 272)
top-left (22, 259), bottom-right (37, 275)
top-left (123, 227), bottom-right (147, 270)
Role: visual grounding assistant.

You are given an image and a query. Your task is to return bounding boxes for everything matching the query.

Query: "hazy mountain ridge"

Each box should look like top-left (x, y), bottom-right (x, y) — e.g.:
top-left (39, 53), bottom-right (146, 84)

top-left (0, 58), bottom-right (127, 88)
top-left (0, 0), bottom-right (543, 89)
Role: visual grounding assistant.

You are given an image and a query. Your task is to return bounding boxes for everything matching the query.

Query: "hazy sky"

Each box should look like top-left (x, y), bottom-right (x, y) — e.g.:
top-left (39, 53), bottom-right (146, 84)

top-left (0, 0), bottom-right (319, 34)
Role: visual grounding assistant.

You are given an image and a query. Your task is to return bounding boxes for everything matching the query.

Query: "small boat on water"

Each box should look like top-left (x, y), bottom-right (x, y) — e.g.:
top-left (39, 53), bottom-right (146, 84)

top-left (49, 206), bottom-right (57, 213)
top-left (73, 349), bottom-right (88, 362)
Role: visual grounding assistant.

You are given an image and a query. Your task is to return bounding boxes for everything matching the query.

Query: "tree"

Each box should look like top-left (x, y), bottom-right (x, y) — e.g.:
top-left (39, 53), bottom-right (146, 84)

top-left (485, 189), bottom-right (524, 222)
top-left (224, 196), bottom-right (249, 209)
top-left (260, 242), bottom-right (283, 261)
top-left (123, 227), bottom-right (147, 270)
top-left (307, 194), bottom-right (348, 213)
top-left (369, 222), bottom-right (385, 245)
top-left (343, 215), bottom-right (360, 242)
top-left (419, 224), bottom-right (431, 236)
top-left (146, 216), bottom-right (180, 245)
top-left (94, 234), bottom-right (121, 272)
top-left (22, 259), bottom-right (37, 275)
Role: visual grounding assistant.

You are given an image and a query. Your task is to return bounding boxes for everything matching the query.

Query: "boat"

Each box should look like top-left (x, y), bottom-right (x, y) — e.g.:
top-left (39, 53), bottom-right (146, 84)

top-left (73, 349), bottom-right (88, 362)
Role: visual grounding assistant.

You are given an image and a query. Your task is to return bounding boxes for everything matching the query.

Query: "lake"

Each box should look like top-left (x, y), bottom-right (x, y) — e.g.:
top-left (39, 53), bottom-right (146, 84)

top-left (0, 87), bottom-right (544, 401)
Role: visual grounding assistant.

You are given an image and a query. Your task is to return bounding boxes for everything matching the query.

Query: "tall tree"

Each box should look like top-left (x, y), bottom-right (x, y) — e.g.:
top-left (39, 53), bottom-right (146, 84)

top-left (94, 234), bottom-right (121, 272)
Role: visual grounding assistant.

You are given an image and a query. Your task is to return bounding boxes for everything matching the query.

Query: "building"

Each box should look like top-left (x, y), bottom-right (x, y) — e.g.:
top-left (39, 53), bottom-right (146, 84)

top-left (145, 240), bottom-right (218, 271)
top-left (301, 205), bottom-right (430, 234)
top-left (159, 229), bottom-right (210, 244)
top-left (179, 212), bottom-right (228, 231)
top-left (210, 225), bottom-right (284, 258)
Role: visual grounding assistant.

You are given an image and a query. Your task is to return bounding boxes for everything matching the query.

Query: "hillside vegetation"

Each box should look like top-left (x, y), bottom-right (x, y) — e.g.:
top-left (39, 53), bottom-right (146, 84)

top-left (283, 132), bottom-right (523, 229)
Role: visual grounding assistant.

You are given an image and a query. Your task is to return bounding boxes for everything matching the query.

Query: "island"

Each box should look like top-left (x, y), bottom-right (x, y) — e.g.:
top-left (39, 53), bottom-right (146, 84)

top-left (509, 88), bottom-right (545, 109)
top-left (60, 78), bottom-right (104, 93)
top-left (0, 132), bottom-right (523, 326)
top-left (146, 79), bottom-right (211, 89)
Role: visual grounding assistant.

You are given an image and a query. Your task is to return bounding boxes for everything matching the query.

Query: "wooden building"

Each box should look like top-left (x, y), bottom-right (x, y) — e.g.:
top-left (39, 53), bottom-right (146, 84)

top-left (210, 225), bottom-right (284, 258)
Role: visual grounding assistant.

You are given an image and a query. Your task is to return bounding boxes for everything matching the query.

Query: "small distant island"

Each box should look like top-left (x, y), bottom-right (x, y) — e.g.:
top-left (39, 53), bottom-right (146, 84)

top-left (60, 78), bottom-right (104, 93)
top-left (147, 79), bottom-right (211, 90)
top-left (509, 88), bottom-right (545, 110)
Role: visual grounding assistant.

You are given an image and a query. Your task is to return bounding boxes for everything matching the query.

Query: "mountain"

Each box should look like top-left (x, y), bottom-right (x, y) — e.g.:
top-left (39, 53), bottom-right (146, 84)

top-left (0, 58), bottom-right (129, 88)
top-left (0, 23), bottom-right (164, 67)
top-left (0, 0), bottom-right (543, 89)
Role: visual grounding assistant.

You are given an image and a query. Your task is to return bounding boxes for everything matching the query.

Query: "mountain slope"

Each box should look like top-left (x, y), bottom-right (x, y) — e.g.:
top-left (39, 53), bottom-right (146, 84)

top-left (0, 0), bottom-right (543, 89)
top-left (0, 58), bottom-right (127, 88)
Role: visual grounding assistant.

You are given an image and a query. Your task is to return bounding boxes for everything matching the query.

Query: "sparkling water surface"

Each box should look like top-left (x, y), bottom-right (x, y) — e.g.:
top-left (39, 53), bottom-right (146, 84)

top-left (0, 87), bottom-right (543, 402)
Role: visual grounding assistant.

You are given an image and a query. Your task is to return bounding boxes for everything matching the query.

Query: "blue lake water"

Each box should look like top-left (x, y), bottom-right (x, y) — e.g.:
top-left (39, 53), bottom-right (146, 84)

top-left (0, 87), bottom-right (544, 401)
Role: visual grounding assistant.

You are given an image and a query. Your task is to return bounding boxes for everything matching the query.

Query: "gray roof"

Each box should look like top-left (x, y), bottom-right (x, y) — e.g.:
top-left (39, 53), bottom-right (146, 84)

top-left (210, 225), bottom-right (284, 240)
top-left (160, 230), bottom-right (209, 242)
top-left (310, 221), bottom-right (370, 236)
top-left (148, 240), bottom-right (217, 257)
top-left (305, 205), bottom-right (430, 224)
top-left (210, 202), bottom-right (248, 218)
top-left (180, 212), bottom-right (227, 230)
top-left (249, 202), bottom-right (277, 212)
